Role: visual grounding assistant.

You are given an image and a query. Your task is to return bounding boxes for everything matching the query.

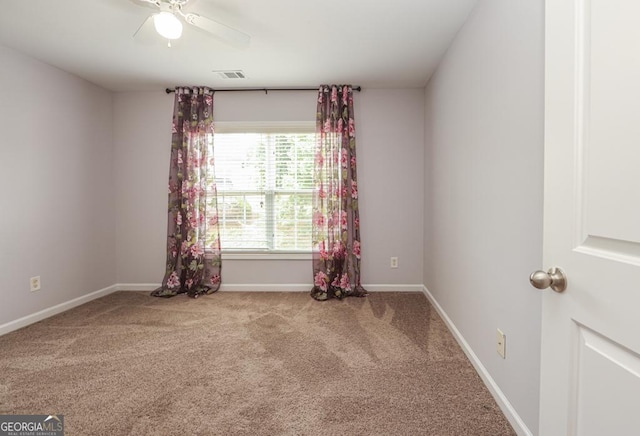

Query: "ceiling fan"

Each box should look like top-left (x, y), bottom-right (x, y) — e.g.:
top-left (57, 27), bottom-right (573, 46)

top-left (133, 0), bottom-right (251, 48)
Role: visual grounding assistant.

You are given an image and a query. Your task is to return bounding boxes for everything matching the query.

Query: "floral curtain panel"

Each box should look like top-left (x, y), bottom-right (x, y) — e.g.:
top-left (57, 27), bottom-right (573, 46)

top-left (311, 85), bottom-right (367, 301)
top-left (152, 87), bottom-right (222, 298)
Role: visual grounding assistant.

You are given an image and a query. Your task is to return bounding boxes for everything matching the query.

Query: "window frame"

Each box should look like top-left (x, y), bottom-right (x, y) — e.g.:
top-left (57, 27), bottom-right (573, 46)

top-left (212, 121), bottom-right (316, 259)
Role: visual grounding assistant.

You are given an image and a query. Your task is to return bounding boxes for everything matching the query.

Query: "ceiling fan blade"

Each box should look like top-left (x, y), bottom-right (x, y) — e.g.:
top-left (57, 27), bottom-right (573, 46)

top-left (133, 15), bottom-right (153, 38)
top-left (182, 12), bottom-right (250, 48)
top-left (132, 0), bottom-right (161, 8)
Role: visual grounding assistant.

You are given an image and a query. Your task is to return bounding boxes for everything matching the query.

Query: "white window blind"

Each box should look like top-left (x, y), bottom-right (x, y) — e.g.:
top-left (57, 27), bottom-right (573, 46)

top-left (212, 122), bottom-right (315, 252)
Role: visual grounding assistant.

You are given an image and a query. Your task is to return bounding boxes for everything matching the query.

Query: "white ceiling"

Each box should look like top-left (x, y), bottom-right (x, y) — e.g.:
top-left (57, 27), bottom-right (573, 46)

top-left (0, 0), bottom-right (477, 92)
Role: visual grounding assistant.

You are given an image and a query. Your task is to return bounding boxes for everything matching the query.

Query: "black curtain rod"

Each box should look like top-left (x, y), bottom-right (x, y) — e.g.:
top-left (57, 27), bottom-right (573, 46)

top-left (165, 86), bottom-right (362, 94)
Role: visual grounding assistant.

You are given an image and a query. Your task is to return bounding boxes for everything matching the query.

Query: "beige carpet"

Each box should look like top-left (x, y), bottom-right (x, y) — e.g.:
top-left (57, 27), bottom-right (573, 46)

top-left (0, 291), bottom-right (515, 435)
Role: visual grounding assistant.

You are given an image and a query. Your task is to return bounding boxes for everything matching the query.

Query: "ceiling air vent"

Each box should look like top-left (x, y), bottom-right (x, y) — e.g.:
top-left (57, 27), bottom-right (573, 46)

top-left (213, 70), bottom-right (246, 79)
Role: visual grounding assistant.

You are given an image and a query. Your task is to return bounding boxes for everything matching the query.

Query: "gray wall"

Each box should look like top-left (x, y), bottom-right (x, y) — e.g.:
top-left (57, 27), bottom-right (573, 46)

top-left (0, 45), bottom-right (116, 326)
top-left (113, 89), bottom-right (425, 288)
top-left (423, 0), bottom-right (544, 433)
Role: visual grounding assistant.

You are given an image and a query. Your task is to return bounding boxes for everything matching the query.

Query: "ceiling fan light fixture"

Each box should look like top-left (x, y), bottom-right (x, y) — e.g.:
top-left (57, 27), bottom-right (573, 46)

top-left (153, 12), bottom-right (183, 40)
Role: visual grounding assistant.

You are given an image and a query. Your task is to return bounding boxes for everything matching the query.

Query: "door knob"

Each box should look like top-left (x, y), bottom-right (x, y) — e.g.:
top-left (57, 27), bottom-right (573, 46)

top-left (529, 267), bottom-right (567, 293)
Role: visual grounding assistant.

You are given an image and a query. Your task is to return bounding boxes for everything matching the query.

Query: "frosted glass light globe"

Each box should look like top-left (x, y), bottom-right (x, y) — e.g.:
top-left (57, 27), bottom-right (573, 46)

top-left (153, 12), bottom-right (183, 40)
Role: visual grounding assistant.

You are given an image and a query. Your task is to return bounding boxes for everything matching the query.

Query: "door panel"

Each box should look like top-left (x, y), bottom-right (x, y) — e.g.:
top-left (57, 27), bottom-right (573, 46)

top-left (542, 0), bottom-right (640, 434)
top-left (572, 324), bottom-right (640, 436)
top-left (584, 0), bottom-right (640, 246)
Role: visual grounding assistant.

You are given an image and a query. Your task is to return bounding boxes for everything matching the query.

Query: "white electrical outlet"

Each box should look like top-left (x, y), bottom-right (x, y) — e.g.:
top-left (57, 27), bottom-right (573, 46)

top-left (30, 276), bottom-right (41, 292)
top-left (496, 329), bottom-right (506, 359)
top-left (390, 257), bottom-right (398, 268)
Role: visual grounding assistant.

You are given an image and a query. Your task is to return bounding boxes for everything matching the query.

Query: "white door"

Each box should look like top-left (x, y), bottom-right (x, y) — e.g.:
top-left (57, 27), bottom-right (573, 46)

top-left (541, 0), bottom-right (640, 434)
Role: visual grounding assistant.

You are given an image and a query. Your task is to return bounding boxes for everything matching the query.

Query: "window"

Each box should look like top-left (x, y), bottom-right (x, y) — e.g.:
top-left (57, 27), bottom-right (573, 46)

top-left (211, 122), bottom-right (315, 253)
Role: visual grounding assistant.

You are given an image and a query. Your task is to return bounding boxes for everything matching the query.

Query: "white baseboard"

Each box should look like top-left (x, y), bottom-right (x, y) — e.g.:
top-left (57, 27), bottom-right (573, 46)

top-left (115, 283), bottom-right (308, 292)
top-left (0, 284), bottom-right (118, 336)
top-left (114, 283), bottom-right (424, 293)
top-left (364, 284), bottom-right (423, 292)
top-left (222, 284), bottom-right (310, 292)
top-left (420, 286), bottom-right (532, 436)
top-left (115, 283), bottom-right (160, 292)
top-left (218, 283), bottom-right (424, 292)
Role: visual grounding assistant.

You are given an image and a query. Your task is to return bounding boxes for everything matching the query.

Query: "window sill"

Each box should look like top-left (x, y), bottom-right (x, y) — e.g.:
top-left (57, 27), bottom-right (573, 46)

top-left (221, 252), bottom-right (312, 261)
